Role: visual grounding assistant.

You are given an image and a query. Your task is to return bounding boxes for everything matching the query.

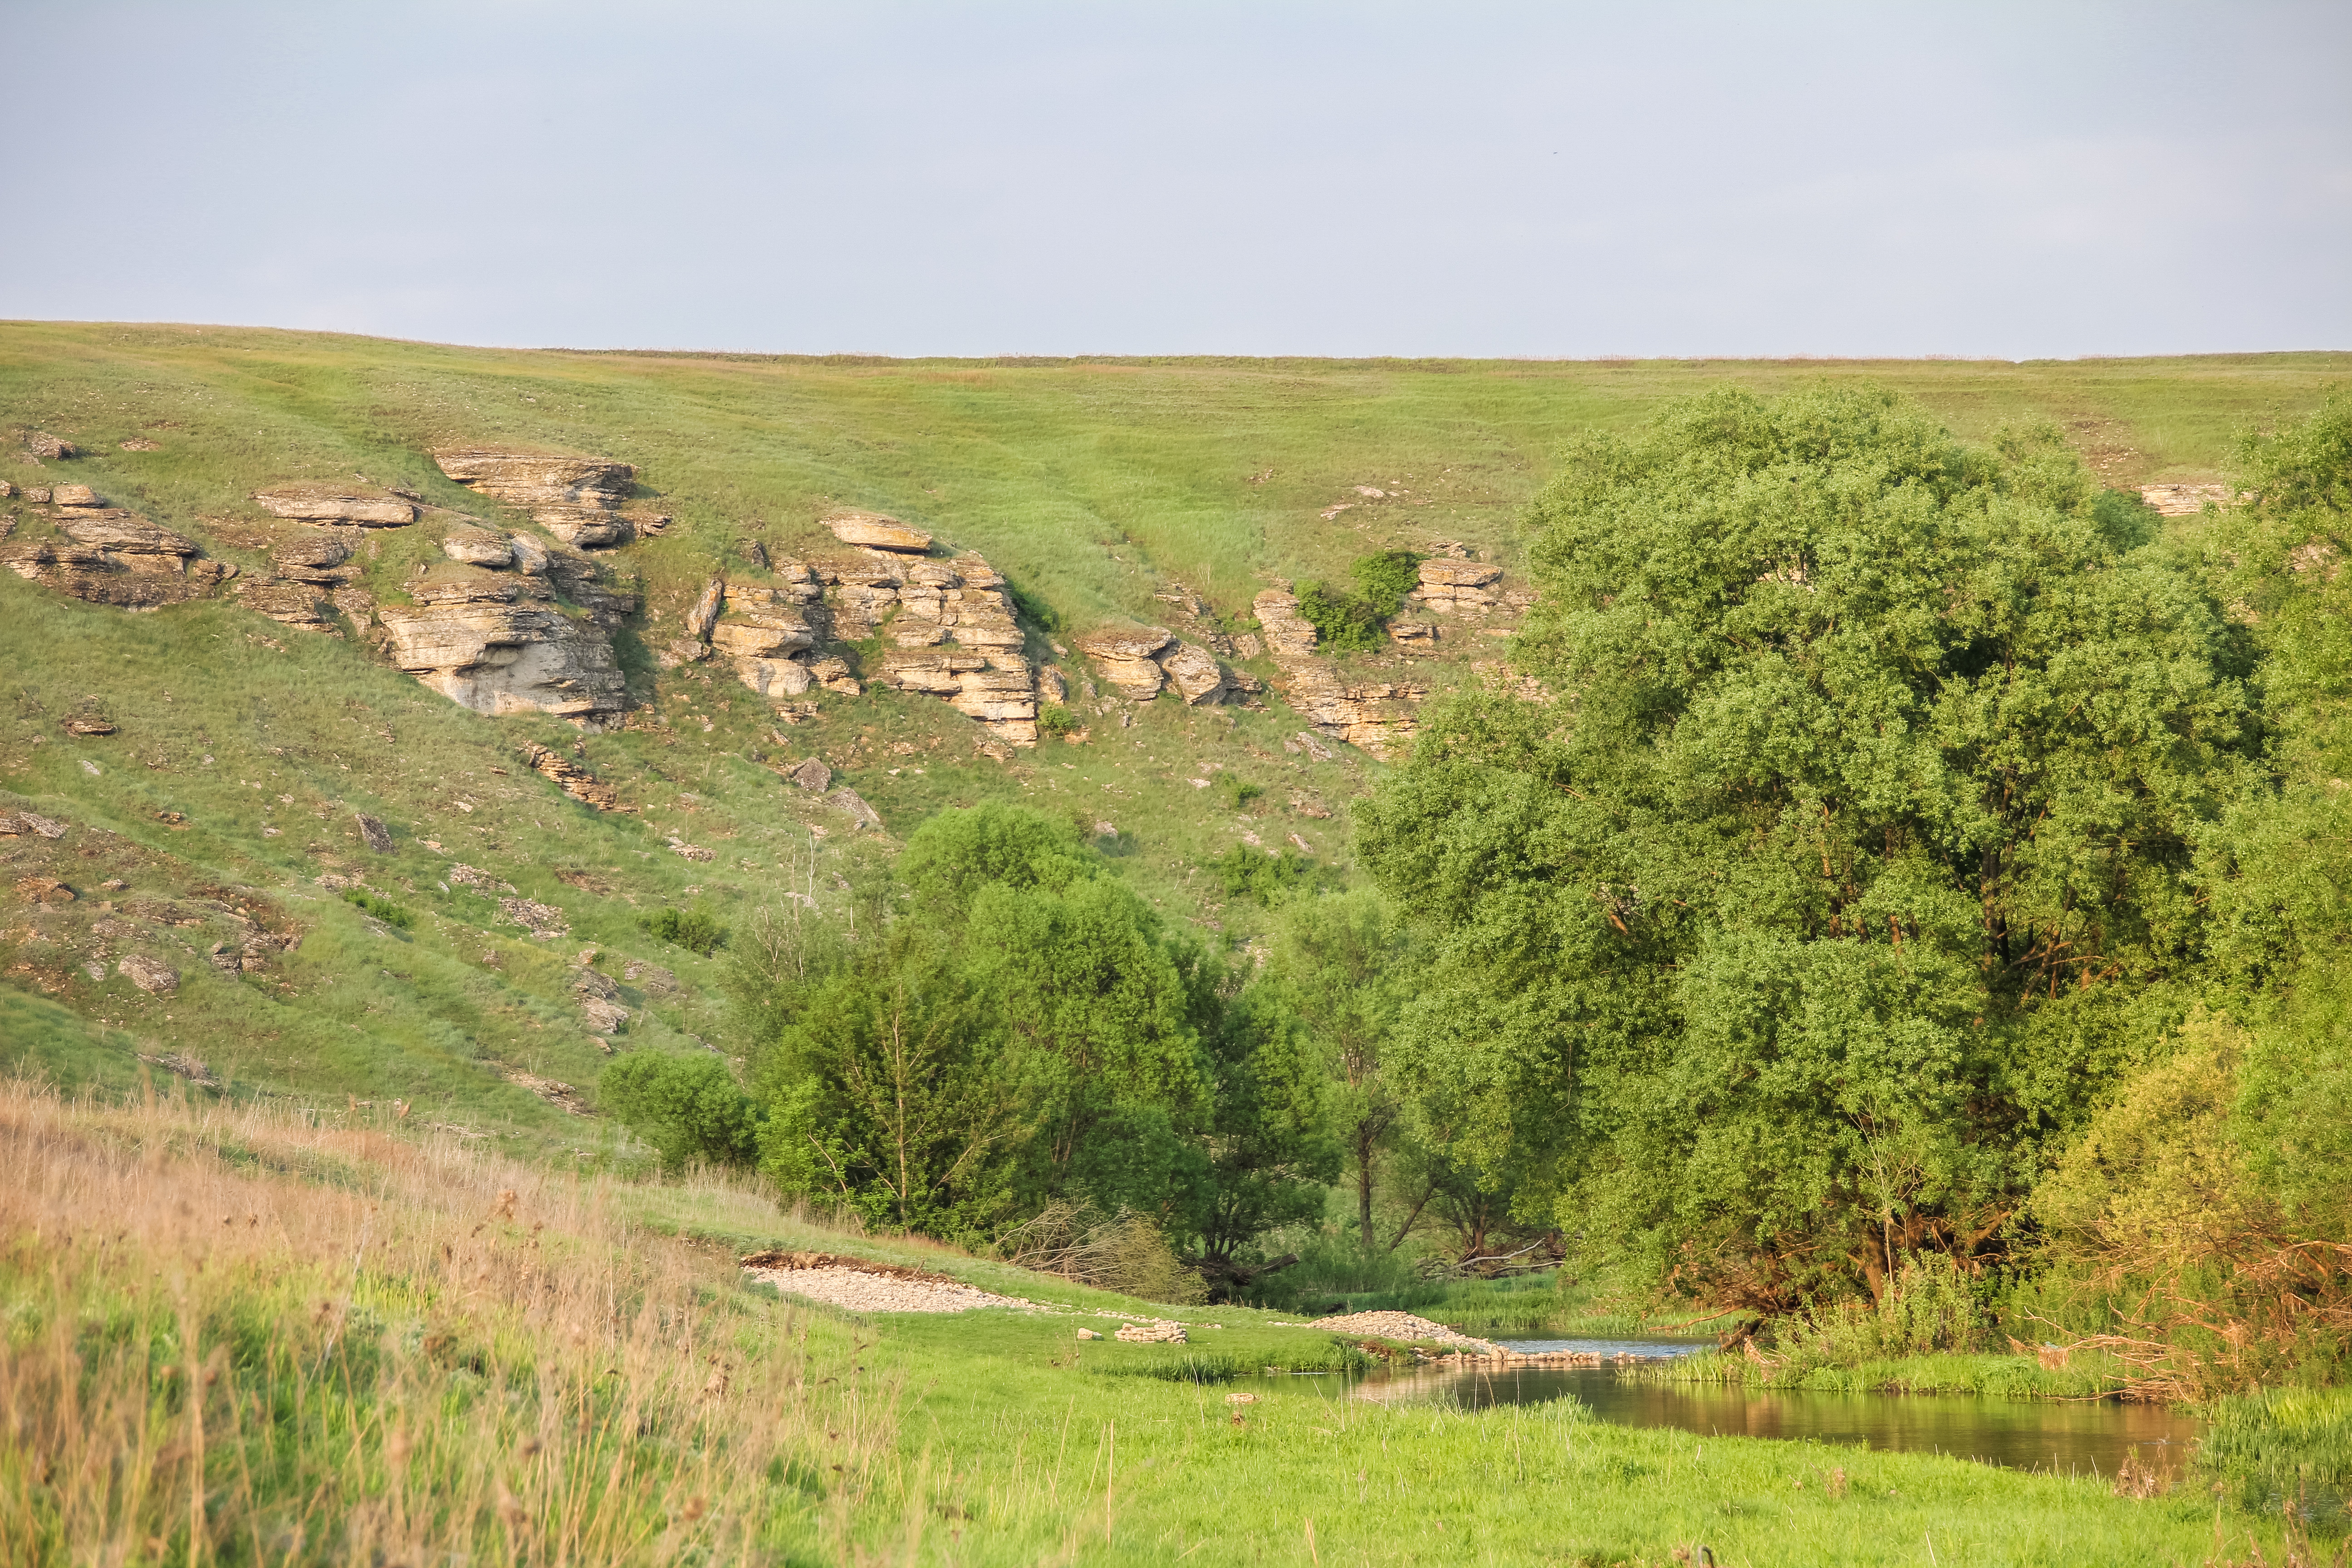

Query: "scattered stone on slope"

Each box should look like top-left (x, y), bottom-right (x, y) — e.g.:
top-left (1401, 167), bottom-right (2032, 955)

top-left (825, 786), bottom-right (883, 830)
top-left (1279, 664), bottom-right (1426, 760)
top-left (62, 701), bottom-right (115, 736)
top-left (433, 449), bottom-right (638, 546)
top-left (741, 1252), bottom-right (1035, 1313)
top-left (24, 431), bottom-right (76, 459)
top-left (354, 813), bottom-right (394, 853)
top-left (510, 1071), bottom-right (594, 1112)
top-left (787, 757), bottom-right (833, 792)
top-left (0, 811), bottom-right (68, 839)
top-left (17, 877), bottom-right (75, 905)
top-left (1114, 1320), bottom-right (1188, 1344)
top-left (52, 484), bottom-right (99, 508)
top-left (622, 957), bottom-right (678, 995)
top-left (497, 896), bottom-right (568, 939)
top-left (520, 741), bottom-right (622, 809)
top-left (822, 510), bottom-right (931, 552)
top-left (250, 483), bottom-right (417, 526)
top-left (118, 954), bottom-right (178, 995)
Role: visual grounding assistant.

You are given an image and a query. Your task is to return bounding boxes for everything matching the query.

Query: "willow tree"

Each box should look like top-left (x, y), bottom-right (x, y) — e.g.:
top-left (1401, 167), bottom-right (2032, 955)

top-left (1358, 386), bottom-right (2260, 1314)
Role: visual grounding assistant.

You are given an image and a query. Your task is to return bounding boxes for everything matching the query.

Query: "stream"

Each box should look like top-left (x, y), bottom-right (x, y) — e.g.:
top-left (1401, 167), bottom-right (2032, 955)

top-left (1348, 1338), bottom-right (2201, 1477)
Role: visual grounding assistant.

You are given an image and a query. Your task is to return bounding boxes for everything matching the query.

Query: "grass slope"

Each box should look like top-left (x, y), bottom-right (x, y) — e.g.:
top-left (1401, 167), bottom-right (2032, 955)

top-left (4, 322), bottom-right (2347, 1130)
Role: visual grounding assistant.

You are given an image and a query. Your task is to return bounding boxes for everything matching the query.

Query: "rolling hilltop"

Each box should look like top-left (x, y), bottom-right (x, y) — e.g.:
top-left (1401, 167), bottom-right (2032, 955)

top-left (2, 323), bottom-right (2344, 1150)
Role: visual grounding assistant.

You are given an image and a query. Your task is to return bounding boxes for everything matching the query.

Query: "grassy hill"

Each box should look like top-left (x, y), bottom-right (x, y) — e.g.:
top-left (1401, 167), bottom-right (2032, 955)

top-left (4, 322), bottom-right (2347, 1134)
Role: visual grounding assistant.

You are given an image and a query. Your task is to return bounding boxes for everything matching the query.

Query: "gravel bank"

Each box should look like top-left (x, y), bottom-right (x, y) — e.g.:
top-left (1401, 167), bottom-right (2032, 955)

top-left (745, 1264), bottom-right (1036, 1314)
top-left (1294, 1310), bottom-right (1501, 1354)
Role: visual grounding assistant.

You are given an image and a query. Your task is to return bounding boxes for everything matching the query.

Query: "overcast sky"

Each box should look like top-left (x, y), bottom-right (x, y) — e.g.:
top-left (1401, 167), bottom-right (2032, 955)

top-left (5, 2), bottom-right (2347, 358)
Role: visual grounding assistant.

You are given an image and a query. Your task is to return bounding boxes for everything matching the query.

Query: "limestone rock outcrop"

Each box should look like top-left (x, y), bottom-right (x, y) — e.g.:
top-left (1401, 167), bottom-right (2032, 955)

top-left (375, 524), bottom-right (634, 726)
top-left (1412, 559), bottom-right (1504, 614)
top-left (1249, 586), bottom-right (1422, 758)
top-left (823, 510), bottom-right (931, 553)
top-left (1072, 626), bottom-right (1246, 706)
top-left (2, 502), bottom-right (232, 609)
top-left (1250, 588), bottom-right (1320, 659)
top-left (434, 449), bottom-right (639, 547)
top-left (234, 578), bottom-right (338, 632)
top-left (707, 542), bottom-right (1042, 745)
top-left (521, 741), bottom-right (622, 810)
top-left (274, 533), bottom-right (359, 583)
top-left (251, 484), bottom-right (417, 527)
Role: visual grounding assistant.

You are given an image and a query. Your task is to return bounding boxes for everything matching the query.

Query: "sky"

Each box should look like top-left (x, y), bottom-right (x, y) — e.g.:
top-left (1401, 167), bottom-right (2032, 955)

top-left (4, 2), bottom-right (2347, 359)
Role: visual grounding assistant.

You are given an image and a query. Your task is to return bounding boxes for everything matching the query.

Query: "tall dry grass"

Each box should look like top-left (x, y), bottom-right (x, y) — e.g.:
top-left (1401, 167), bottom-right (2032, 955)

top-left (0, 1078), bottom-right (894, 1567)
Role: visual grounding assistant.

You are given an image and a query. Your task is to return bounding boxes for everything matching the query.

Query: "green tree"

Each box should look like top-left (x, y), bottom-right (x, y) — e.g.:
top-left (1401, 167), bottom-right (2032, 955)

top-left (1359, 385), bottom-right (2262, 1314)
top-left (599, 1052), bottom-right (761, 1170)
top-left (1263, 889), bottom-right (1411, 1255)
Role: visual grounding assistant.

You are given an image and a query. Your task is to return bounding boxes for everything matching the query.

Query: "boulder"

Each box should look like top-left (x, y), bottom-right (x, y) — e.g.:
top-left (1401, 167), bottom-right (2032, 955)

top-left (1073, 626), bottom-right (1174, 701)
top-left (378, 601), bottom-right (627, 725)
top-left (580, 997), bottom-right (630, 1036)
top-left (808, 655), bottom-right (861, 696)
top-left (683, 575), bottom-right (725, 643)
top-left (4, 539), bottom-right (227, 608)
top-left (273, 532), bottom-right (356, 582)
top-left (737, 657), bottom-right (815, 697)
top-left (622, 957), bottom-right (679, 995)
top-left (535, 509), bottom-right (633, 548)
top-left (51, 484), bottom-right (99, 508)
top-left (24, 431), bottom-right (76, 459)
top-left (118, 955), bottom-right (178, 995)
top-left (821, 510), bottom-right (931, 552)
top-left (825, 786), bottom-right (884, 829)
top-left (0, 811), bottom-right (68, 839)
top-left (250, 483), bottom-right (417, 527)
top-left (410, 562), bottom-right (529, 605)
top-left (1276, 664), bottom-right (1426, 759)
top-left (441, 525), bottom-right (515, 568)
top-left (16, 876), bottom-right (74, 906)
top-left (788, 757), bottom-right (833, 792)
top-left (508, 532), bottom-right (552, 574)
top-left (1153, 639), bottom-right (1234, 705)
top-left (355, 813), bottom-right (394, 853)
top-left (235, 579), bottom-right (337, 631)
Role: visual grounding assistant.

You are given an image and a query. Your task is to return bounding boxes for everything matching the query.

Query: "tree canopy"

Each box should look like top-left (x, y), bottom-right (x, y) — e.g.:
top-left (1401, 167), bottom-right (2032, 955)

top-left (1359, 385), bottom-right (2263, 1311)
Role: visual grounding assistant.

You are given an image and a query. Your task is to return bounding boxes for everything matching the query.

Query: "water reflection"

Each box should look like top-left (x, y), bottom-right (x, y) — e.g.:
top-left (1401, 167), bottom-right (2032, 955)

top-left (1350, 1339), bottom-right (2200, 1477)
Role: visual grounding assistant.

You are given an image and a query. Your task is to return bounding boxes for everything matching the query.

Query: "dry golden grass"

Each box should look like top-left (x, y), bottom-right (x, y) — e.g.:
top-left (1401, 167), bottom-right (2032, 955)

top-left (0, 1079), bottom-right (893, 1567)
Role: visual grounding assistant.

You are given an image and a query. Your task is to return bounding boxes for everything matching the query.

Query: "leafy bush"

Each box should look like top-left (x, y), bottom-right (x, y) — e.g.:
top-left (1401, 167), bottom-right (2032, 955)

top-left (342, 890), bottom-right (413, 929)
top-left (642, 906), bottom-right (727, 956)
top-left (599, 1051), bottom-right (761, 1169)
top-left (1215, 844), bottom-right (1314, 904)
top-left (1296, 550), bottom-right (1425, 652)
top-left (1036, 702), bottom-right (1079, 738)
top-left (1774, 1255), bottom-right (1990, 1365)
top-left (1294, 581), bottom-right (1385, 652)
top-left (1220, 775), bottom-right (1263, 810)
top-left (1350, 549), bottom-right (1424, 616)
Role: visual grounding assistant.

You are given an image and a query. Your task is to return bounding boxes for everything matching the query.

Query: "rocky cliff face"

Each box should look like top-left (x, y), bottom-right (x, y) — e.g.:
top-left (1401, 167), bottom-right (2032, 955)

top-left (433, 449), bottom-right (653, 547)
top-left (655, 514), bottom-right (1047, 748)
top-left (373, 526), bottom-right (634, 727)
top-left (250, 483), bottom-right (417, 527)
top-left (1070, 625), bottom-right (1248, 707)
top-left (1, 494), bottom-right (233, 608)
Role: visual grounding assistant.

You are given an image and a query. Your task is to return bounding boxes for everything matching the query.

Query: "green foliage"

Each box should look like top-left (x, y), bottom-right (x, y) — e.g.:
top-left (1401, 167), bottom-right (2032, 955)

top-left (1776, 1255), bottom-right (1991, 1365)
top-left (1215, 844), bottom-right (1314, 904)
top-left (641, 905), bottom-right (728, 956)
top-left (598, 1050), bottom-right (761, 1169)
top-left (1360, 385), bottom-right (2264, 1313)
top-left (749, 804), bottom-right (1330, 1258)
top-left (1294, 580), bottom-right (1385, 652)
top-left (1349, 549), bottom-right (1425, 616)
top-left (1004, 578), bottom-right (1060, 633)
top-left (1295, 550), bottom-right (1426, 652)
top-left (1036, 701), bottom-right (1079, 737)
top-left (1219, 774), bottom-right (1264, 810)
top-left (342, 890), bottom-right (414, 929)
